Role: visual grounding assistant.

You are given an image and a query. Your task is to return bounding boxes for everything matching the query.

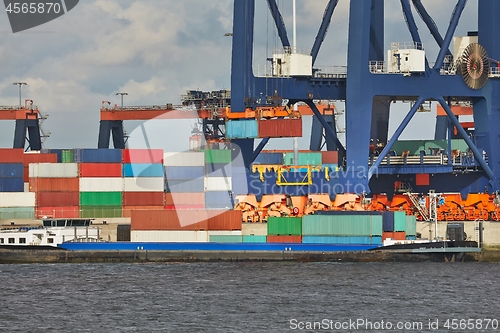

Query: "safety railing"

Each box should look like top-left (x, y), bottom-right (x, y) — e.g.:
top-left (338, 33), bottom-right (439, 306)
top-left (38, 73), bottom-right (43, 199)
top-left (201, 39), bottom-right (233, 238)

top-left (313, 66), bottom-right (347, 79)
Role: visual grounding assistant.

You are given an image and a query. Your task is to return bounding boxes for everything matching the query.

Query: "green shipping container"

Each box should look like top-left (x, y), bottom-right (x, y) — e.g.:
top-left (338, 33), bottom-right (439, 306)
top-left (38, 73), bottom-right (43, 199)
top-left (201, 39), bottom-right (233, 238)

top-left (80, 192), bottom-right (123, 206)
top-left (0, 207), bottom-right (35, 219)
top-left (405, 215), bottom-right (417, 236)
top-left (204, 149), bottom-right (232, 164)
top-left (209, 235), bottom-right (243, 243)
top-left (394, 211), bottom-right (406, 232)
top-left (302, 215), bottom-right (382, 236)
top-left (283, 152), bottom-right (322, 166)
top-left (242, 235), bottom-right (267, 243)
top-left (62, 150), bottom-right (74, 163)
top-left (267, 217), bottom-right (302, 236)
top-left (79, 206), bottom-right (122, 218)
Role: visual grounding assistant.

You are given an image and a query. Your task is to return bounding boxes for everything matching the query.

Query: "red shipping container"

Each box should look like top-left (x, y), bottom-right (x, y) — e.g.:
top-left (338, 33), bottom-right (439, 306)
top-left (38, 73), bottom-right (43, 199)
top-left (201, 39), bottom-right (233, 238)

top-left (36, 191), bottom-right (80, 207)
top-left (123, 192), bottom-right (164, 206)
top-left (321, 151), bottom-right (339, 164)
top-left (131, 210), bottom-right (209, 230)
top-left (0, 148), bottom-right (24, 163)
top-left (164, 205), bottom-right (206, 210)
top-left (123, 205), bottom-right (164, 218)
top-left (206, 210), bottom-right (242, 230)
top-left (164, 192), bottom-right (205, 206)
top-left (382, 232), bottom-right (394, 240)
top-left (36, 206), bottom-right (80, 219)
top-left (392, 232), bottom-right (406, 240)
top-left (258, 119), bottom-right (302, 138)
top-left (123, 149), bottom-right (164, 164)
top-left (29, 178), bottom-right (79, 192)
top-left (267, 235), bottom-right (302, 243)
top-left (79, 163), bottom-right (122, 177)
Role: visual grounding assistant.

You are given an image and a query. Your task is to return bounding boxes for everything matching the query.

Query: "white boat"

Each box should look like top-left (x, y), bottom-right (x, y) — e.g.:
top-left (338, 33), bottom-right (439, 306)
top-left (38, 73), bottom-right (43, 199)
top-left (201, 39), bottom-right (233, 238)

top-left (0, 219), bottom-right (100, 247)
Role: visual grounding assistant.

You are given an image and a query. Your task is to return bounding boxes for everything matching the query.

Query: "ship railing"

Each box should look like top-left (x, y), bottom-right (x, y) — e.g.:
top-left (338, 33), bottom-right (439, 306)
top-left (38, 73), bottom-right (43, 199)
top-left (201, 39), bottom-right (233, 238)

top-left (489, 67), bottom-right (500, 77)
top-left (371, 155), bottom-right (444, 165)
top-left (313, 66), bottom-right (347, 79)
top-left (101, 104), bottom-right (189, 111)
top-left (391, 41), bottom-right (424, 51)
top-left (0, 105), bottom-right (39, 110)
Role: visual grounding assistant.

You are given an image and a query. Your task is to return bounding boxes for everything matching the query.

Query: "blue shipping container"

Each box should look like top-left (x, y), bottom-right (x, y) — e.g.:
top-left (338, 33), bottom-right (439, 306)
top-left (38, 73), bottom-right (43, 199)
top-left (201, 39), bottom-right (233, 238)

top-left (73, 149), bottom-right (122, 163)
top-left (123, 163), bottom-right (164, 177)
top-left (406, 235), bottom-right (417, 240)
top-left (205, 191), bottom-right (233, 209)
top-left (231, 170), bottom-right (248, 195)
top-left (0, 177), bottom-right (24, 192)
top-left (166, 179), bottom-right (204, 193)
top-left (205, 163), bottom-right (232, 177)
top-left (383, 211), bottom-right (395, 232)
top-left (225, 120), bottom-right (258, 139)
top-left (0, 163), bottom-right (24, 178)
top-left (165, 166), bottom-right (204, 180)
top-left (253, 152), bottom-right (284, 165)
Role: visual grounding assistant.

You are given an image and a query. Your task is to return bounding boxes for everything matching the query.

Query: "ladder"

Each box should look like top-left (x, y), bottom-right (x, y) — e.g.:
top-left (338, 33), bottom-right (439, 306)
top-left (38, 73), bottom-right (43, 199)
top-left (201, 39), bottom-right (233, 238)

top-left (405, 187), bottom-right (430, 221)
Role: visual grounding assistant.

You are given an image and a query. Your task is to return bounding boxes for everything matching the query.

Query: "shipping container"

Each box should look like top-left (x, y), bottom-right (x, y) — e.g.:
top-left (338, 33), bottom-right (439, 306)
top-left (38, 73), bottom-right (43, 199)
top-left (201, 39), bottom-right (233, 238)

top-left (0, 178), bottom-right (24, 192)
top-left (206, 210), bottom-right (242, 230)
top-left (242, 223), bottom-right (267, 236)
top-left (0, 192), bottom-right (36, 207)
top-left (231, 169), bottom-right (249, 195)
top-left (122, 192), bottom-right (164, 206)
top-left (383, 211), bottom-right (395, 232)
top-left (122, 164), bottom-right (164, 177)
top-left (80, 206), bottom-right (123, 218)
top-left (29, 163), bottom-right (79, 178)
top-left (122, 205), bottom-right (164, 218)
top-left (204, 177), bottom-right (232, 191)
top-left (382, 232), bottom-right (395, 240)
top-left (208, 230), bottom-right (243, 236)
top-left (131, 210), bottom-right (210, 230)
top-left (394, 211), bottom-right (407, 232)
top-left (302, 215), bottom-right (382, 236)
top-left (204, 163), bottom-right (232, 177)
top-left (320, 151), bottom-right (339, 164)
top-left (225, 119), bottom-right (258, 139)
top-left (205, 191), bottom-right (233, 209)
top-left (266, 235), bottom-right (302, 243)
top-left (163, 152), bottom-right (205, 166)
top-left (209, 235), bottom-right (243, 243)
top-left (242, 235), bottom-right (267, 243)
top-left (164, 205), bottom-right (205, 210)
top-left (165, 166), bottom-right (204, 180)
top-left (392, 231), bottom-right (407, 240)
top-left (123, 177), bottom-right (164, 192)
top-left (29, 178), bottom-right (79, 192)
top-left (166, 179), bottom-right (204, 193)
top-left (405, 215), bottom-right (417, 236)
top-left (131, 230), bottom-right (208, 242)
top-left (0, 207), bottom-right (35, 219)
top-left (302, 235), bottom-right (379, 245)
top-left (36, 206), bottom-right (80, 219)
top-left (204, 149), bottom-right (232, 164)
top-left (73, 148), bottom-right (122, 163)
top-left (40, 149), bottom-right (64, 163)
top-left (0, 148), bottom-right (24, 163)
top-left (79, 163), bottom-right (122, 177)
top-left (258, 118), bottom-right (302, 138)
top-left (283, 152), bottom-right (322, 166)
top-left (24, 152), bottom-right (58, 165)
top-left (62, 150), bottom-right (74, 163)
top-left (36, 191), bottom-right (80, 207)
top-left (253, 152), bottom-right (284, 165)
top-left (0, 163), bottom-right (24, 178)
top-left (79, 178), bottom-right (123, 192)
top-left (80, 192), bottom-right (122, 206)
top-left (406, 235), bottom-right (417, 240)
top-left (123, 149), bottom-right (164, 164)
top-left (164, 192), bottom-right (205, 206)
top-left (267, 217), bottom-right (302, 236)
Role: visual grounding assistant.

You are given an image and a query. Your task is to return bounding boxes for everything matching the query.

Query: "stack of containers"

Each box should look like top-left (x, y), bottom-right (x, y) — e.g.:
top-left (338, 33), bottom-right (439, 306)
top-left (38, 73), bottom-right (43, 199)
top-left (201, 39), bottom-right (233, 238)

top-left (122, 149), bottom-right (165, 217)
top-left (242, 223), bottom-right (267, 243)
top-left (164, 152), bottom-right (205, 210)
top-left (382, 211), bottom-right (412, 241)
top-left (266, 217), bottom-right (302, 243)
top-left (75, 149), bottom-right (123, 218)
top-left (0, 148), bottom-right (24, 192)
top-left (23, 152), bottom-right (58, 186)
top-left (30, 163), bottom-right (80, 218)
top-left (393, 211), bottom-right (407, 240)
top-left (405, 214), bottom-right (417, 240)
top-left (205, 160), bottom-right (232, 210)
top-left (0, 192), bottom-right (36, 219)
top-left (207, 210), bottom-right (243, 243)
top-left (302, 212), bottom-right (383, 245)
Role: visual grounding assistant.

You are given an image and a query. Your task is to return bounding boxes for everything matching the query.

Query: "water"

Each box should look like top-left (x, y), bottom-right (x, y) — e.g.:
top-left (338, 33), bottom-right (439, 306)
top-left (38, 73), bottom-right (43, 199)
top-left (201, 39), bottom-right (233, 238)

top-left (1, 262), bottom-right (499, 332)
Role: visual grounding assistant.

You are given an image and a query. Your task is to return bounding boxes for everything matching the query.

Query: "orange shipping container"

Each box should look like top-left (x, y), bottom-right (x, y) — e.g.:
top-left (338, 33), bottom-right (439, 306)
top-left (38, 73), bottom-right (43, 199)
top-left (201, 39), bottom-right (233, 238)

top-left (122, 205), bottom-right (164, 218)
top-left (36, 191), bottom-right (80, 207)
top-left (164, 192), bottom-right (205, 206)
top-left (392, 232), bottom-right (406, 240)
top-left (79, 163), bottom-right (122, 177)
top-left (131, 210), bottom-right (209, 230)
top-left (29, 178), bottom-right (79, 192)
top-left (258, 119), bottom-right (302, 138)
top-left (0, 148), bottom-right (24, 163)
top-left (382, 232), bottom-right (394, 240)
top-left (206, 210), bottom-right (243, 230)
top-left (267, 235), bottom-right (302, 243)
top-left (123, 192), bottom-right (164, 206)
top-left (36, 206), bottom-right (80, 219)
top-left (321, 151), bottom-right (339, 164)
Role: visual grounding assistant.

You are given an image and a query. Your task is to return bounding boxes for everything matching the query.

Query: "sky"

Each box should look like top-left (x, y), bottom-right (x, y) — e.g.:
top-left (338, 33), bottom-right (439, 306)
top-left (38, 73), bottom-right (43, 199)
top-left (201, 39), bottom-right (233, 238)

top-left (0, 0), bottom-right (479, 152)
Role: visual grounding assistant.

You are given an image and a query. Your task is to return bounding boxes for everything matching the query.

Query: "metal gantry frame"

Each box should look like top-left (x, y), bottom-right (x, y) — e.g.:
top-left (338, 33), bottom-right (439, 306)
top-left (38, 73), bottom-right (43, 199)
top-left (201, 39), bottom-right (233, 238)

top-left (231, 0), bottom-right (500, 195)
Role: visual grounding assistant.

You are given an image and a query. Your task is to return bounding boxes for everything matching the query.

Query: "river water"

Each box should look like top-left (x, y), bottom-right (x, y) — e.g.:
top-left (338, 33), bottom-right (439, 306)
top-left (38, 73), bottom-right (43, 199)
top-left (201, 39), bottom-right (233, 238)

top-left (1, 262), bottom-right (499, 332)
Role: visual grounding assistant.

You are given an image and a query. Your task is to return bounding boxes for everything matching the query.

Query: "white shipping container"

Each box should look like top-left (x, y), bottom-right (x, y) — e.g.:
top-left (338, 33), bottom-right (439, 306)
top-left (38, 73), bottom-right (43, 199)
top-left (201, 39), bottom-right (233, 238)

top-left (24, 182), bottom-right (29, 193)
top-left (123, 177), bottom-right (164, 192)
top-left (0, 192), bottom-right (36, 207)
top-left (29, 163), bottom-right (79, 178)
top-left (242, 223), bottom-right (268, 236)
top-left (164, 152), bottom-right (204, 166)
top-left (131, 230), bottom-right (208, 242)
top-left (207, 230), bottom-right (243, 237)
top-left (204, 177), bottom-right (232, 191)
top-left (80, 178), bottom-right (124, 192)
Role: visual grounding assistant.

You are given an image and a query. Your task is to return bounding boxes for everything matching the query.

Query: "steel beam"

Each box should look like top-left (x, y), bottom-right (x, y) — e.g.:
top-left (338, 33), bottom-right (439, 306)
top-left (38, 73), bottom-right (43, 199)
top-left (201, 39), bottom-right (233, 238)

top-left (411, 0), bottom-right (451, 56)
top-left (311, 0), bottom-right (339, 65)
top-left (252, 138), bottom-right (269, 162)
top-left (306, 100), bottom-right (345, 154)
top-left (266, 0), bottom-right (290, 48)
